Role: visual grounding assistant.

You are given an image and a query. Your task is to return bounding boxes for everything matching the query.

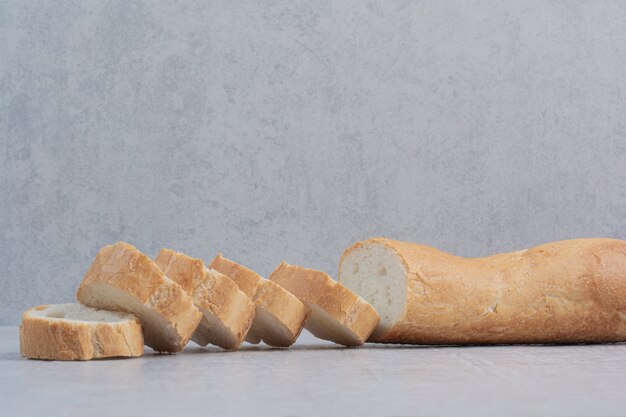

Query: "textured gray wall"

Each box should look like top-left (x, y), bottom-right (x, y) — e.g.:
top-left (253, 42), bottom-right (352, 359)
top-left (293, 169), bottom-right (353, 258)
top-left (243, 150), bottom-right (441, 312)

top-left (1, 1), bottom-right (625, 325)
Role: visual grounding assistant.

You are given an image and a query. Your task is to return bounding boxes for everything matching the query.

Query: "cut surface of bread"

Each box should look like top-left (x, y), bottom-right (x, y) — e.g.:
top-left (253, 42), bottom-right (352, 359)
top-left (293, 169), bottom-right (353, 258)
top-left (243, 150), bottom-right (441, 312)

top-left (155, 248), bottom-right (255, 350)
top-left (209, 254), bottom-right (309, 347)
top-left (338, 241), bottom-right (407, 340)
top-left (269, 262), bottom-right (380, 346)
top-left (77, 242), bottom-right (203, 353)
top-left (339, 237), bottom-right (626, 344)
top-left (20, 303), bottom-right (144, 360)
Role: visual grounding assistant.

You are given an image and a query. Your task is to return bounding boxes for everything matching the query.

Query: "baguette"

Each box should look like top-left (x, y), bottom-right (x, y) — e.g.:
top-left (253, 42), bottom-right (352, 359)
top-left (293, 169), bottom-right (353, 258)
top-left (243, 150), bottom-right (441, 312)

top-left (20, 303), bottom-right (144, 360)
top-left (155, 249), bottom-right (255, 350)
top-left (339, 237), bottom-right (626, 344)
top-left (209, 254), bottom-right (309, 347)
top-left (77, 242), bottom-right (203, 352)
top-left (269, 262), bottom-right (379, 346)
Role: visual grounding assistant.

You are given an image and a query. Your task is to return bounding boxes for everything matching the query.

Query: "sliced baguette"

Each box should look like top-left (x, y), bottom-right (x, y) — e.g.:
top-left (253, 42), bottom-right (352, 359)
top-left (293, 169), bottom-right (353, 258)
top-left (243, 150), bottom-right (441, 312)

top-left (269, 262), bottom-right (380, 346)
top-left (155, 248), bottom-right (255, 350)
top-left (77, 242), bottom-right (203, 353)
top-left (209, 254), bottom-right (309, 347)
top-left (20, 303), bottom-right (144, 360)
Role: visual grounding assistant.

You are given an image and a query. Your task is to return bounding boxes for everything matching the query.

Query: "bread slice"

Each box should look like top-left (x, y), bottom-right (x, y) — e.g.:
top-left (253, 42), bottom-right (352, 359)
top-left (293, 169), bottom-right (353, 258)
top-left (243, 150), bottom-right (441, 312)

top-left (269, 262), bottom-right (380, 346)
top-left (20, 303), bottom-right (144, 360)
top-left (209, 254), bottom-right (309, 347)
top-left (339, 237), bottom-right (626, 344)
top-left (155, 248), bottom-right (255, 350)
top-left (77, 242), bottom-right (203, 353)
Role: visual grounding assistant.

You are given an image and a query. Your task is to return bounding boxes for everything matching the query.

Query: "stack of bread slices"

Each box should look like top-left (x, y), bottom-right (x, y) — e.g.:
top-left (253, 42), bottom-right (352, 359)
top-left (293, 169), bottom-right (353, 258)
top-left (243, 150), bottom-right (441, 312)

top-left (20, 241), bottom-right (380, 360)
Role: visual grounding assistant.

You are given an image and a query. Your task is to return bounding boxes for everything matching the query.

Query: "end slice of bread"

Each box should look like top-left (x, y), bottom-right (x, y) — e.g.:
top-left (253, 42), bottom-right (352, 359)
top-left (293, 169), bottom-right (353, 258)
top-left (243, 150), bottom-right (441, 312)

top-left (155, 248), bottom-right (256, 350)
top-left (269, 262), bottom-right (380, 346)
top-left (76, 242), bottom-right (203, 353)
top-left (20, 303), bottom-right (144, 360)
top-left (209, 254), bottom-right (309, 347)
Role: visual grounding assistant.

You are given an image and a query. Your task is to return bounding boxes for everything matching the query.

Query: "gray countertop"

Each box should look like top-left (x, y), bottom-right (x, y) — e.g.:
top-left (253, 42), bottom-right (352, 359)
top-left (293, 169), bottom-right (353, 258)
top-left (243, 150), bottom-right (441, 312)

top-left (2, 326), bottom-right (626, 417)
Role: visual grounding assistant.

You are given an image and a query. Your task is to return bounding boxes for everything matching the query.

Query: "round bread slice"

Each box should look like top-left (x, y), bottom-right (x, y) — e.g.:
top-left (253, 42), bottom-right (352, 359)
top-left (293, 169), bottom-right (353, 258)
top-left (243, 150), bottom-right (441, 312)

top-left (77, 242), bottom-right (203, 353)
top-left (20, 303), bottom-right (144, 361)
top-left (155, 248), bottom-right (256, 350)
top-left (209, 254), bottom-right (309, 347)
top-left (269, 262), bottom-right (380, 346)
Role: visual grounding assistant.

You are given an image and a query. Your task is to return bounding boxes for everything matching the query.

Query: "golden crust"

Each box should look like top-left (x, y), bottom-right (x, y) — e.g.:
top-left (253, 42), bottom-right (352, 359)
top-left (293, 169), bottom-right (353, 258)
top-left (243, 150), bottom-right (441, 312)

top-left (77, 242), bottom-right (202, 352)
top-left (209, 254), bottom-right (309, 347)
top-left (269, 262), bottom-right (379, 346)
top-left (19, 305), bottom-right (144, 361)
top-left (340, 237), bottom-right (626, 344)
top-left (155, 249), bottom-right (255, 350)
top-left (209, 254), bottom-right (260, 298)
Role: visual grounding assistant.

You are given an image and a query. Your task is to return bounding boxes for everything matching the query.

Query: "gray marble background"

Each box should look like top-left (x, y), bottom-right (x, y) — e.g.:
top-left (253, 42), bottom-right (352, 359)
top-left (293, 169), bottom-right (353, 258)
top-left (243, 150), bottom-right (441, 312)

top-left (1, 1), bottom-right (625, 325)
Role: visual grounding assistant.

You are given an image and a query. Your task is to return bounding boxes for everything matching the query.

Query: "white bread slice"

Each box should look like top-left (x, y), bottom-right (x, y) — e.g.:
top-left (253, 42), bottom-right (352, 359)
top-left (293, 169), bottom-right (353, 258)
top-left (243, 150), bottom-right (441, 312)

top-left (155, 248), bottom-right (255, 350)
top-left (269, 262), bottom-right (380, 346)
top-left (209, 254), bottom-right (309, 347)
top-left (20, 303), bottom-right (144, 360)
top-left (77, 242), bottom-right (203, 353)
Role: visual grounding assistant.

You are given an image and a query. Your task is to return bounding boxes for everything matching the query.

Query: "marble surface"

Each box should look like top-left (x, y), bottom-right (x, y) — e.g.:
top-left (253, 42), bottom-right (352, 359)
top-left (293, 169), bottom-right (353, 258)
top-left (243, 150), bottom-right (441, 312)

top-left (2, 1), bottom-right (626, 325)
top-left (2, 326), bottom-right (626, 417)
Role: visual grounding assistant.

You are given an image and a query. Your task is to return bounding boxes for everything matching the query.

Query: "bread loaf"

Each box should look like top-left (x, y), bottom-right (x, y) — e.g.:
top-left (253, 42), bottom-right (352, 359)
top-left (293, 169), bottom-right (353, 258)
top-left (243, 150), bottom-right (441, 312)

top-left (339, 237), bottom-right (626, 344)
top-left (20, 303), bottom-right (144, 360)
